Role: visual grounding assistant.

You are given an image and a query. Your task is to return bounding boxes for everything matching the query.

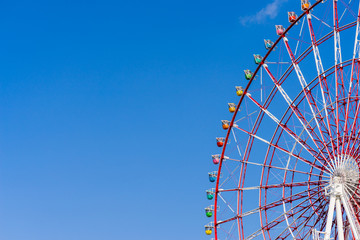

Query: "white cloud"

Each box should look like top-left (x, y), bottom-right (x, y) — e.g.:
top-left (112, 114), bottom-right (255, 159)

top-left (239, 0), bottom-right (288, 26)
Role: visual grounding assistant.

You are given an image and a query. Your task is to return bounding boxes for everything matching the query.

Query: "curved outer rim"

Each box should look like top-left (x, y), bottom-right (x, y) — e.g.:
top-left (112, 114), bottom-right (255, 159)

top-left (213, 0), bottom-right (337, 239)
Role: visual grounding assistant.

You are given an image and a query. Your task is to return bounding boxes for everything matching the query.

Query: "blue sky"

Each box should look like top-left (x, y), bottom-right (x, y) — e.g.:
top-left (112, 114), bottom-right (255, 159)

top-left (0, 0), bottom-right (298, 239)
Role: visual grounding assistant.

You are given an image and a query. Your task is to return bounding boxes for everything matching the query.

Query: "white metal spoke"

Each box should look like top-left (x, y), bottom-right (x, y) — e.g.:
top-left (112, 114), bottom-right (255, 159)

top-left (282, 36), bottom-right (337, 170)
top-left (227, 157), bottom-right (331, 178)
top-left (295, 17), bottom-right (307, 56)
top-left (219, 181), bottom-right (327, 192)
top-left (334, 0), bottom-right (344, 168)
top-left (311, 13), bottom-right (333, 29)
top-left (263, 63), bottom-right (336, 171)
top-left (231, 128), bottom-right (242, 158)
top-left (307, 12), bottom-right (338, 164)
top-left (339, 0), bottom-right (355, 22)
top-left (246, 94), bottom-right (334, 173)
top-left (218, 192), bottom-right (237, 215)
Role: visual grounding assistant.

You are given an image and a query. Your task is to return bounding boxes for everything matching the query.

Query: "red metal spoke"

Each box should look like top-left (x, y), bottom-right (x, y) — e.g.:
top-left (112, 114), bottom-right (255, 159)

top-left (333, 0), bottom-right (347, 167)
top-left (219, 180), bottom-right (327, 193)
top-left (227, 157), bottom-right (330, 178)
top-left (233, 125), bottom-right (328, 173)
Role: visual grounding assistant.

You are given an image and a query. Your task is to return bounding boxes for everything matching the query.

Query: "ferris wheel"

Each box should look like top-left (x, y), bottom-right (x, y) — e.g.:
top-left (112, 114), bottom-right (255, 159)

top-left (204, 0), bottom-right (360, 239)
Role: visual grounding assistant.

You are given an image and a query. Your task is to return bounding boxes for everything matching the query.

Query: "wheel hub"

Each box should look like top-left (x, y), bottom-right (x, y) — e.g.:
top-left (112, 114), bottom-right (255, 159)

top-left (331, 155), bottom-right (359, 190)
